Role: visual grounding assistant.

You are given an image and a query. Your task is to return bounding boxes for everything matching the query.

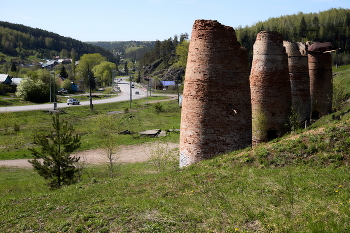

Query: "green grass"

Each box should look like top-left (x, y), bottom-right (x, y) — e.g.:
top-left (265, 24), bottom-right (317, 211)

top-left (0, 96), bottom-right (180, 160)
top-left (1, 65), bottom-right (350, 232)
top-left (2, 104), bottom-right (350, 232)
top-left (1, 156), bottom-right (350, 232)
top-left (333, 64), bottom-right (350, 90)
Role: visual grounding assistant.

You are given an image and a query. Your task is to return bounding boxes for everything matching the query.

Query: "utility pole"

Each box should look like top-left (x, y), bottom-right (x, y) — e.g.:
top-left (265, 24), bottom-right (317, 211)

top-left (50, 67), bottom-right (56, 110)
top-left (88, 67), bottom-right (93, 110)
top-left (129, 75), bottom-right (132, 108)
top-left (144, 77), bottom-right (150, 104)
top-left (177, 75), bottom-right (181, 104)
top-left (53, 72), bottom-right (56, 110)
top-left (50, 70), bottom-right (52, 103)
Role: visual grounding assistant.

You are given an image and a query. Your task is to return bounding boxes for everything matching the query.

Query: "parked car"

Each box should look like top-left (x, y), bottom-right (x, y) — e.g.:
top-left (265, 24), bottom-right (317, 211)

top-left (67, 98), bottom-right (80, 105)
top-left (135, 91), bottom-right (139, 94)
top-left (58, 88), bottom-right (68, 94)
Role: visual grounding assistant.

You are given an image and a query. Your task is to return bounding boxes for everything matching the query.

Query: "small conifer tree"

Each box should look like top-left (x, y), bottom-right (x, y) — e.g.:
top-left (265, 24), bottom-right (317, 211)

top-left (29, 114), bottom-right (81, 188)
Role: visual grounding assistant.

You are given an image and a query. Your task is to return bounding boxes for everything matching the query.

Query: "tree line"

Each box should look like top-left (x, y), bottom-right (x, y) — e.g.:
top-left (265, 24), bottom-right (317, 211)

top-left (235, 8), bottom-right (350, 66)
top-left (138, 33), bottom-right (188, 69)
top-left (133, 8), bottom-right (350, 80)
top-left (0, 21), bottom-right (116, 62)
top-left (88, 41), bottom-right (155, 62)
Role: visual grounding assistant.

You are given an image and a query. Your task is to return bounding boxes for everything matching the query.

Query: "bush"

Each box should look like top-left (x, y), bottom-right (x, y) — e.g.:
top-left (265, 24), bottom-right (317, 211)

top-left (103, 87), bottom-right (114, 94)
top-left (16, 77), bottom-right (50, 103)
top-left (154, 102), bottom-right (163, 114)
top-left (61, 79), bottom-right (73, 93)
top-left (0, 83), bottom-right (13, 95)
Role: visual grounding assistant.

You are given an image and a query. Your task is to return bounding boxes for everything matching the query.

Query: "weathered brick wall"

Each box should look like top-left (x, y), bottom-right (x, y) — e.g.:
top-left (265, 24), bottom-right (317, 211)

top-left (250, 31), bottom-right (291, 144)
top-left (283, 41), bottom-right (310, 123)
top-left (179, 20), bottom-right (251, 167)
top-left (308, 52), bottom-right (333, 118)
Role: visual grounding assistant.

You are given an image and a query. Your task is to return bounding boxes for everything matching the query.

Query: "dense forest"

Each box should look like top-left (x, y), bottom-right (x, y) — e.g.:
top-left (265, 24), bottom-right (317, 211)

top-left (0, 21), bottom-right (115, 62)
top-left (87, 41), bottom-right (155, 62)
top-left (235, 8), bottom-right (350, 65)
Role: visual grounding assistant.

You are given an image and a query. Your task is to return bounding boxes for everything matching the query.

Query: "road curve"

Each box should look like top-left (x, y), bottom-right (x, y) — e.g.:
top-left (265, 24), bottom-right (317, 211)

top-left (0, 78), bottom-right (146, 112)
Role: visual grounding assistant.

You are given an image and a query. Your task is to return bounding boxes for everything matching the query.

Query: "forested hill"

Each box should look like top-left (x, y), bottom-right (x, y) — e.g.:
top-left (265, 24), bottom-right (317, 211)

top-left (87, 41), bottom-right (155, 61)
top-left (235, 8), bottom-right (350, 66)
top-left (0, 21), bottom-right (115, 62)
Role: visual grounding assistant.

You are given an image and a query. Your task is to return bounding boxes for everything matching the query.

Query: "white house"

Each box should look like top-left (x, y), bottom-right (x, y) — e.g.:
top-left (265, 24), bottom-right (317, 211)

top-left (0, 74), bottom-right (12, 84)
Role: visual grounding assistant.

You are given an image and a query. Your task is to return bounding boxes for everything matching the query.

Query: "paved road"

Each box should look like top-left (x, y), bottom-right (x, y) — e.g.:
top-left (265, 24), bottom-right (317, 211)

top-left (0, 77), bottom-right (147, 112)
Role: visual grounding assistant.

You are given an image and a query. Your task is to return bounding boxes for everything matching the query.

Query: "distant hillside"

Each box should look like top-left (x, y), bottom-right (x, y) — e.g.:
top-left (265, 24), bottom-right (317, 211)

top-left (87, 41), bottom-right (155, 61)
top-left (0, 21), bottom-right (116, 62)
top-left (235, 8), bottom-right (350, 66)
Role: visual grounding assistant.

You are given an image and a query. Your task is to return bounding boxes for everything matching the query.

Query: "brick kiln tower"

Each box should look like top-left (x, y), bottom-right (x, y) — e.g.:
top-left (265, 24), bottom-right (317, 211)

top-left (250, 31), bottom-right (291, 144)
top-left (283, 41), bottom-right (310, 124)
top-left (308, 42), bottom-right (334, 119)
top-left (179, 20), bottom-right (251, 167)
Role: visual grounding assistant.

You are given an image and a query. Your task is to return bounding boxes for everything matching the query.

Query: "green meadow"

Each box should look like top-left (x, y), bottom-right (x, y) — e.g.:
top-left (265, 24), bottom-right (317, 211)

top-left (1, 65), bottom-right (350, 232)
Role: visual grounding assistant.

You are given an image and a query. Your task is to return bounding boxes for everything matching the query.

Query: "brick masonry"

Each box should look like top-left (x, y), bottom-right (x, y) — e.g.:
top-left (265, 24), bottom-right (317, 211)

top-left (179, 20), bottom-right (252, 167)
top-left (250, 31), bottom-right (291, 144)
top-left (283, 41), bottom-right (311, 123)
top-left (179, 20), bottom-right (335, 167)
top-left (308, 51), bottom-right (333, 118)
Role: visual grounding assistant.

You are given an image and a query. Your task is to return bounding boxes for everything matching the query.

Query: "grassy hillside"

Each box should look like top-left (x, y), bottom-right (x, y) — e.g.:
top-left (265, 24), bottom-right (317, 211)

top-left (1, 115), bottom-right (350, 232)
top-left (1, 66), bottom-right (350, 232)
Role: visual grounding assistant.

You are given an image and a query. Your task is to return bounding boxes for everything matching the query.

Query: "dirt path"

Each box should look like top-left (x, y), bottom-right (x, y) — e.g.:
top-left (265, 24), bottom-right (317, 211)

top-left (0, 142), bottom-right (179, 168)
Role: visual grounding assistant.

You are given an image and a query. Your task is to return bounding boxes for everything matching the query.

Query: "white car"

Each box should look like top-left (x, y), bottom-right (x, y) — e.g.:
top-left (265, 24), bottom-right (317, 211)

top-left (67, 98), bottom-right (80, 105)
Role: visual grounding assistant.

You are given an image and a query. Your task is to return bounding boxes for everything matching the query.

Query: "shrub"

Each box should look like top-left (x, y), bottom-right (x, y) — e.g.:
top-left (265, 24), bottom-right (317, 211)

top-left (0, 83), bottom-right (13, 95)
top-left (154, 102), bottom-right (164, 114)
top-left (16, 76), bottom-right (50, 103)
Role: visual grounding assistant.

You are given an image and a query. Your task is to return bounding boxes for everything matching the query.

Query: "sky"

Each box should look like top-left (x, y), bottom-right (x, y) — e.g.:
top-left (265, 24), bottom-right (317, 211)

top-left (1, 0), bottom-right (350, 42)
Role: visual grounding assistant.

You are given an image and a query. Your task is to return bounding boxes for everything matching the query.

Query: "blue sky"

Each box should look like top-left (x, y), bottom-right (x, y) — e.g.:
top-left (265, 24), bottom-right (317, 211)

top-left (1, 0), bottom-right (350, 42)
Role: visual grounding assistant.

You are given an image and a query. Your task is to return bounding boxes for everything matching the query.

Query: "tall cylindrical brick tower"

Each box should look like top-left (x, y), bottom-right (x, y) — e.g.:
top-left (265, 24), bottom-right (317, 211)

top-left (179, 20), bottom-right (251, 167)
top-left (250, 31), bottom-right (291, 144)
top-left (283, 41), bottom-right (310, 123)
top-left (308, 42), bottom-right (333, 119)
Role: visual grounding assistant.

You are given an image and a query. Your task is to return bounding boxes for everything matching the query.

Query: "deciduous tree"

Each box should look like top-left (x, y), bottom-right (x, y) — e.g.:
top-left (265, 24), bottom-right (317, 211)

top-left (76, 53), bottom-right (106, 89)
top-left (174, 40), bottom-right (189, 68)
top-left (92, 61), bottom-right (116, 86)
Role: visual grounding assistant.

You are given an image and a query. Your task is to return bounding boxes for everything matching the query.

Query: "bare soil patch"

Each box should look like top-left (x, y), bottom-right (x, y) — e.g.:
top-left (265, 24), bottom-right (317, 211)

top-left (0, 142), bottom-right (179, 168)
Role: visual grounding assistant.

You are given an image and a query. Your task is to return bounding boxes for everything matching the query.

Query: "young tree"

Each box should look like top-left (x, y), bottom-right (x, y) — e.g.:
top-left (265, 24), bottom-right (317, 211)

top-left (28, 114), bottom-right (82, 189)
top-left (94, 115), bottom-right (120, 178)
top-left (124, 61), bottom-right (129, 75)
top-left (59, 65), bottom-right (69, 80)
top-left (10, 61), bottom-right (17, 72)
